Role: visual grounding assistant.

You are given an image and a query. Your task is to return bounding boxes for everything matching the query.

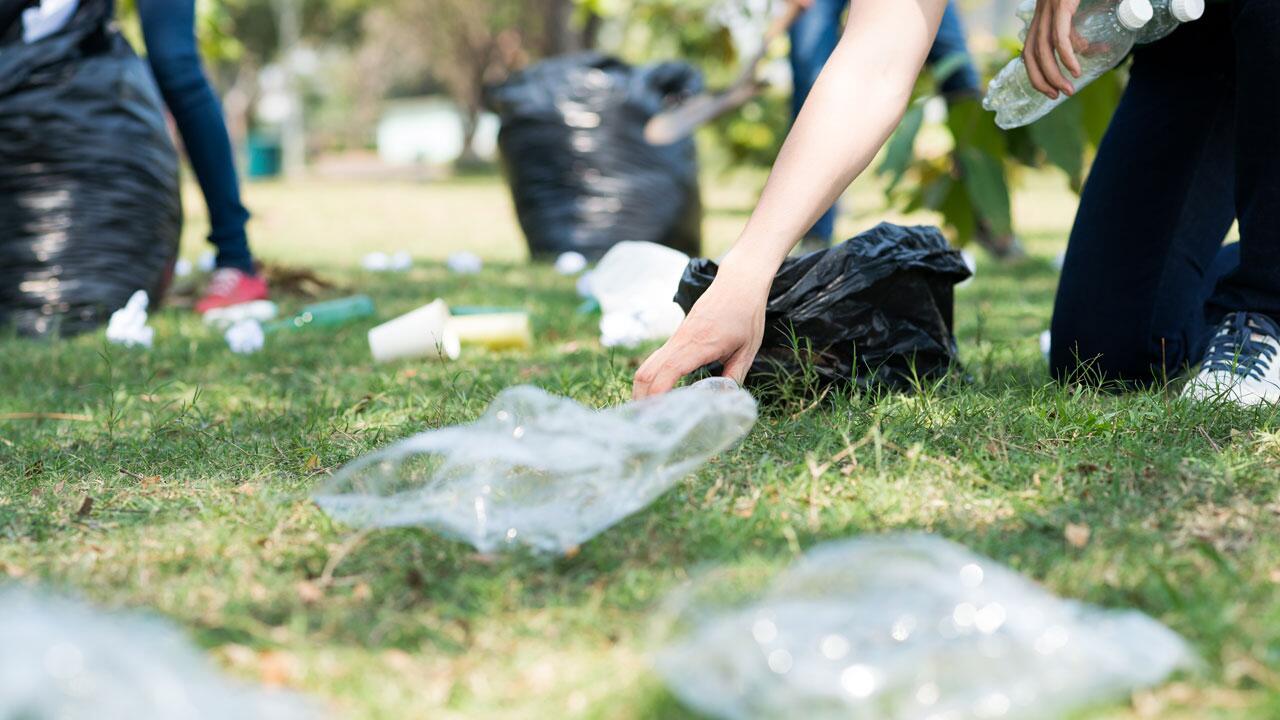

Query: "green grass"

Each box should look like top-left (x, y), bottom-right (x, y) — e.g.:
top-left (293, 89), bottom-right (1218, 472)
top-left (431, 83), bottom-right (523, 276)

top-left (2, 172), bottom-right (1278, 719)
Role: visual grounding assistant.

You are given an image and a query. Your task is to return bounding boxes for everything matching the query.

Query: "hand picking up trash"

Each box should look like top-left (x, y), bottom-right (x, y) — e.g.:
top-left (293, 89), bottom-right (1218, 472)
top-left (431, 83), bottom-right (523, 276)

top-left (674, 224), bottom-right (969, 392)
top-left (637, 0), bottom-right (1274, 409)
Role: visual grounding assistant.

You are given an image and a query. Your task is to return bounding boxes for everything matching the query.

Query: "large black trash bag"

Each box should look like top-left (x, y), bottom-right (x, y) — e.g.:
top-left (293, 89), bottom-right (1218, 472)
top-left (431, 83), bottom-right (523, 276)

top-left (675, 223), bottom-right (972, 391)
top-left (0, 0), bottom-right (181, 338)
top-left (485, 52), bottom-right (703, 261)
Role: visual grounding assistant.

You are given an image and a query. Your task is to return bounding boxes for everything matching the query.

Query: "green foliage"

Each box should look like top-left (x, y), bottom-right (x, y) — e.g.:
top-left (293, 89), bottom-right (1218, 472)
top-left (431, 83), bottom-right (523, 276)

top-left (880, 54), bottom-right (1127, 246)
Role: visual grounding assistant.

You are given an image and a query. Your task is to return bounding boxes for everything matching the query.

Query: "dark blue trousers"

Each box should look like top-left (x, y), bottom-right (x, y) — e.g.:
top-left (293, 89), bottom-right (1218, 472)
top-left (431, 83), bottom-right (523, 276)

top-left (1051, 0), bottom-right (1280, 386)
top-left (138, 0), bottom-right (254, 272)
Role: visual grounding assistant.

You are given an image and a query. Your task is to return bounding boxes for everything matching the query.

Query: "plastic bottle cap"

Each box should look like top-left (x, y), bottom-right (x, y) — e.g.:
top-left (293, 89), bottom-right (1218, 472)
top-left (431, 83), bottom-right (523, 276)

top-left (1170, 0), bottom-right (1204, 22)
top-left (1117, 0), bottom-right (1154, 29)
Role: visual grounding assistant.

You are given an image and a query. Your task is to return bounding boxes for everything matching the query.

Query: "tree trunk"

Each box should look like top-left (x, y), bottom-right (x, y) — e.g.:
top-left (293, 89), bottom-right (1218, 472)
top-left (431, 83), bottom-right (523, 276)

top-left (541, 0), bottom-right (577, 56)
top-left (274, 0), bottom-right (306, 178)
top-left (581, 10), bottom-right (601, 50)
top-left (456, 106), bottom-right (482, 168)
top-left (221, 64), bottom-right (258, 174)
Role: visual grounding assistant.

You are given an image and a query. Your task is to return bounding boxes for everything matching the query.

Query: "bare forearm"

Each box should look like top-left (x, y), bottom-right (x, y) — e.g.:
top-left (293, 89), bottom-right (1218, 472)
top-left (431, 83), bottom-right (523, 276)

top-left (721, 0), bottom-right (947, 283)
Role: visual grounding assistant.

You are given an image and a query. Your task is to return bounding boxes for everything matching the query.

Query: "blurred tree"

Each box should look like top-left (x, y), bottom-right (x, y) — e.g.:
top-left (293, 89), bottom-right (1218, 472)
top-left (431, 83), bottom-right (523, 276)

top-left (354, 0), bottom-right (561, 166)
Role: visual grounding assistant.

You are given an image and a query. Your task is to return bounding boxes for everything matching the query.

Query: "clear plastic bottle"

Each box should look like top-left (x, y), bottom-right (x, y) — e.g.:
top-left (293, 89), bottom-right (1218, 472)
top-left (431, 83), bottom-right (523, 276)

top-left (1016, 0), bottom-right (1036, 41)
top-left (983, 0), bottom-right (1153, 129)
top-left (1135, 0), bottom-right (1205, 44)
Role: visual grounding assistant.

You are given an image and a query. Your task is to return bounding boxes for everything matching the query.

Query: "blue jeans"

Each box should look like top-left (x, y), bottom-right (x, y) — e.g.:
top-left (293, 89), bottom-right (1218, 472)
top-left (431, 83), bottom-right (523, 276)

top-left (138, 0), bottom-right (254, 272)
top-left (790, 0), bottom-right (982, 242)
top-left (1051, 0), bottom-right (1280, 386)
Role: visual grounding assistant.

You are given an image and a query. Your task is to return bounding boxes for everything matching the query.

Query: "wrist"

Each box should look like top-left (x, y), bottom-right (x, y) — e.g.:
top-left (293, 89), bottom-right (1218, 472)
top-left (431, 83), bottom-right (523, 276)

top-left (716, 252), bottom-right (778, 299)
top-left (719, 241), bottom-right (786, 290)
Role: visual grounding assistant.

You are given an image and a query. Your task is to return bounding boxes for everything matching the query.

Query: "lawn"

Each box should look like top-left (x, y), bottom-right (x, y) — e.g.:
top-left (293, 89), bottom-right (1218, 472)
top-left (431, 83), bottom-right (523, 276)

top-left (1, 170), bottom-right (1278, 719)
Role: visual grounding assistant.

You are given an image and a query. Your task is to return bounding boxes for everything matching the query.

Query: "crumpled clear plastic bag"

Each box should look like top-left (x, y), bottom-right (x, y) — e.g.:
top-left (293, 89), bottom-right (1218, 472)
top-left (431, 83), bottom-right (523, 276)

top-left (314, 378), bottom-right (757, 554)
top-left (655, 534), bottom-right (1195, 720)
top-left (586, 241), bottom-right (691, 348)
top-left (105, 290), bottom-right (154, 349)
top-left (0, 588), bottom-right (319, 720)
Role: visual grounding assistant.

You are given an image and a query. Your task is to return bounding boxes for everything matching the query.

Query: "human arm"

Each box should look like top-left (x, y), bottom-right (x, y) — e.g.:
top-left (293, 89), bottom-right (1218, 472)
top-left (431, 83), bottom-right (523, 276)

top-left (633, 0), bottom-right (949, 398)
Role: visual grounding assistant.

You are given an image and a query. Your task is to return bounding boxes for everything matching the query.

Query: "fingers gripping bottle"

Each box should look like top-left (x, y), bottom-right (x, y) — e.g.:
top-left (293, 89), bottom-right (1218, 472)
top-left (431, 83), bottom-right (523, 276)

top-left (1136, 0), bottom-right (1205, 44)
top-left (983, 0), bottom-right (1153, 129)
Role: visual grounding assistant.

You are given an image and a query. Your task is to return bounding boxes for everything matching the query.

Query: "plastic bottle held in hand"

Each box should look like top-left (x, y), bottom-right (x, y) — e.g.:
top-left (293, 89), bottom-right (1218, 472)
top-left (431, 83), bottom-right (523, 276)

top-left (1136, 0), bottom-right (1204, 44)
top-left (984, 0), bottom-right (1153, 129)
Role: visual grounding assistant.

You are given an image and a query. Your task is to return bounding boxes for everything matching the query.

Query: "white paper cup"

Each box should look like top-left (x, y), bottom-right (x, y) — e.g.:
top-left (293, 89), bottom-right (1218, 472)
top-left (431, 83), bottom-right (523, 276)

top-left (368, 299), bottom-right (460, 363)
top-left (449, 312), bottom-right (532, 351)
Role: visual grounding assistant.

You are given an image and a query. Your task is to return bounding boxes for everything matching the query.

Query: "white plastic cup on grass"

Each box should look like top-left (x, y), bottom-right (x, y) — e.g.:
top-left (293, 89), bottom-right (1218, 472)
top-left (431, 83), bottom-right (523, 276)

top-left (368, 299), bottom-right (461, 363)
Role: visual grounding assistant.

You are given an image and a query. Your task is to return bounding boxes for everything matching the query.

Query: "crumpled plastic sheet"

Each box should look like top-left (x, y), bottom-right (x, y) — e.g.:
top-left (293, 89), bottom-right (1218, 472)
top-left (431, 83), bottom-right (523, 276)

top-left (655, 533), bottom-right (1196, 720)
top-left (485, 52), bottom-right (703, 260)
top-left (362, 251), bottom-right (412, 272)
top-left (314, 377), bottom-right (757, 554)
top-left (555, 251), bottom-right (588, 276)
top-left (0, 588), bottom-right (319, 720)
top-left (446, 251), bottom-right (483, 275)
top-left (225, 318), bottom-right (265, 355)
top-left (959, 250), bottom-right (977, 289)
top-left (105, 290), bottom-right (153, 349)
top-left (586, 241), bottom-right (690, 348)
top-left (0, 0), bottom-right (181, 338)
top-left (22, 0), bottom-right (79, 44)
top-left (675, 223), bottom-right (971, 391)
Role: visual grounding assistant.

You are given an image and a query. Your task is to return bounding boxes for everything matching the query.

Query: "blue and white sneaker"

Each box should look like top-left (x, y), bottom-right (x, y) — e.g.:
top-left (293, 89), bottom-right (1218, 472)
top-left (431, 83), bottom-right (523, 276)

top-left (1182, 312), bottom-right (1280, 406)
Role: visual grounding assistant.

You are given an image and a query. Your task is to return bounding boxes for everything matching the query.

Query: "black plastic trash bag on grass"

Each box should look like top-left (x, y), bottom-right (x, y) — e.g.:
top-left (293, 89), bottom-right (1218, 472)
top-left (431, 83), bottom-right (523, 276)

top-left (674, 223), bottom-right (971, 391)
top-left (0, 0), bottom-right (181, 338)
top-left (485, 52), bottom-right (703, 261)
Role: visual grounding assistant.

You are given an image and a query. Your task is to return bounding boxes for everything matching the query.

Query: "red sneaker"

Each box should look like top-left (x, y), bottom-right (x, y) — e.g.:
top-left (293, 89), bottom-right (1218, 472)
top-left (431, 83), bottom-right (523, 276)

top-left (195, 268), bottom-right (270, 314)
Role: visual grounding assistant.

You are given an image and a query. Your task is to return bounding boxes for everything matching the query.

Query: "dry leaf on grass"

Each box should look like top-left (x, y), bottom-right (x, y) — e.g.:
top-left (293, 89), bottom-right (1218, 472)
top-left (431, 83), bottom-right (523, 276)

top-left (1065, 522), bottom-right (1091, 548)
top-left (257, 649), bottom-right (298, 687)
top-left (295, 581), bottom-right (324, 604)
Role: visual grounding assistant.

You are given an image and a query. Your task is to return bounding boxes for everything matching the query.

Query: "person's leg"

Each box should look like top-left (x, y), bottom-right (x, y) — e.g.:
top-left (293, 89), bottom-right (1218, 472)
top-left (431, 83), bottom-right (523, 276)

top-left (927, 1), bottom-right (982, 99)
top-left (1050, 6), bottom-right (1237, 386)
top-left (137, 0), bottom-right (254, 274)
top-left (789, 0), bottom-right (847, 246)
top-left (1203, 0), bottom-right (1280, 322)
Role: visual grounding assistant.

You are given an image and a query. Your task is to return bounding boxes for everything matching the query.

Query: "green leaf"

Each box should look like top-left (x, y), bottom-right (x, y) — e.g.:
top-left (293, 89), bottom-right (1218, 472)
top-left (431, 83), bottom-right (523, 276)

top-left (1028, 98), bottom-right (1085, 189)
top-left (1004, 125), bottom-right (1040, 168)
top-left (878, 102), bottom-right (926, 193)
top-left (956, 147), bottom-right (1013, 239)
top-left (947, 98), bottom-right (1004, 156)
top-left (939, 173), bottom-right (977, 247)
top-left (930, 51), bottom-right (971, 91)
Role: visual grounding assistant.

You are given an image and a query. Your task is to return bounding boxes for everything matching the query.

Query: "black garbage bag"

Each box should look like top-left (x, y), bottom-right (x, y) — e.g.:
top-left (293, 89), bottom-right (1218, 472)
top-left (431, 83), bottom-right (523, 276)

top-left (674, 223), bottom-right (972, 391)
top-left (0, 0), bottom-right (181, 338)
top-left (485, 52), bottom-right (702, 261)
